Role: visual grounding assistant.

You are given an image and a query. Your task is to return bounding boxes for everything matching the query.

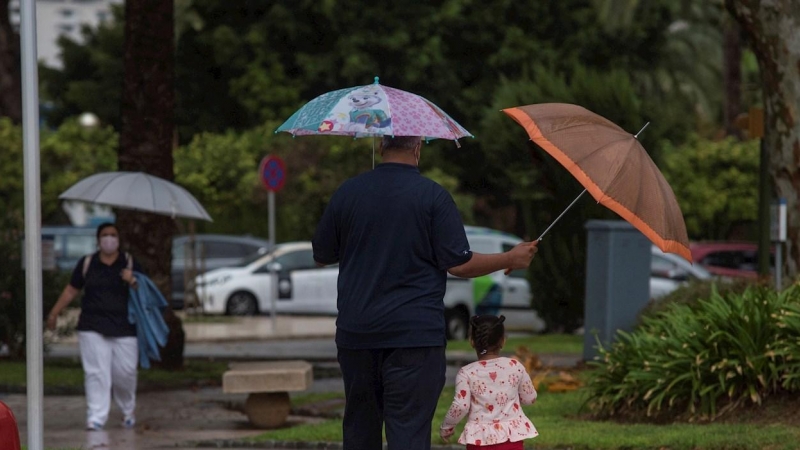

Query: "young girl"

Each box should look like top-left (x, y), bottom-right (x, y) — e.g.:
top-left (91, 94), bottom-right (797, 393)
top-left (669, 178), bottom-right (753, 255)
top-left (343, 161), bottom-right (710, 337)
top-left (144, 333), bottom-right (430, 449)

top-left (440, 315), bottom-right (538, 449)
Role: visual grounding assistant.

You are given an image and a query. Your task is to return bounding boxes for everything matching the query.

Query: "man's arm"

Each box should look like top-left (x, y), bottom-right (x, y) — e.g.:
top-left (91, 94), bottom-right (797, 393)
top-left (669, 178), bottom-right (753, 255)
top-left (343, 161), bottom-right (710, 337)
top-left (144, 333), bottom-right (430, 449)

top-left (448, 241), bottom-right (538, 278)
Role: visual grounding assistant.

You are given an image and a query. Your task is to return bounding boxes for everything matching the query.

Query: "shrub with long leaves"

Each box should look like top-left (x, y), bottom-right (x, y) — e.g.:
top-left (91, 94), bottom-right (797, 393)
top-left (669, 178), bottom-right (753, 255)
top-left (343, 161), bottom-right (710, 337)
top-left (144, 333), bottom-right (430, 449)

top-left (586, 283), bottom-right (800, 421)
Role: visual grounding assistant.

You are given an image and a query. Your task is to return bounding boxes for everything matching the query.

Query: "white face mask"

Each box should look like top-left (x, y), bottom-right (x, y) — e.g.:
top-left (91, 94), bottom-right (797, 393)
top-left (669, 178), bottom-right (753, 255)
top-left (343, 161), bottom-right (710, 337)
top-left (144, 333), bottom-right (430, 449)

top-left (99, 235), bottom-right (119, 254)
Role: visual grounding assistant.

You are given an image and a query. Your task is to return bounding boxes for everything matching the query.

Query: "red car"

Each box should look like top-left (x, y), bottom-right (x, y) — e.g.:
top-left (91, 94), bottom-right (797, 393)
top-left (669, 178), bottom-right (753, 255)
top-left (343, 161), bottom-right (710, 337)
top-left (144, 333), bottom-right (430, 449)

top-left (690, 241), bottom-right (774, 279)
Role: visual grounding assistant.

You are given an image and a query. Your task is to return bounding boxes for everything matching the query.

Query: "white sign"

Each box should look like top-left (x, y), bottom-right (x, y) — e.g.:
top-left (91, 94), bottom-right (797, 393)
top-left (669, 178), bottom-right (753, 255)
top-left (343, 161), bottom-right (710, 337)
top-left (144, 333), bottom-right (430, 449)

top-left (770, 198), bottom-right (787, 242)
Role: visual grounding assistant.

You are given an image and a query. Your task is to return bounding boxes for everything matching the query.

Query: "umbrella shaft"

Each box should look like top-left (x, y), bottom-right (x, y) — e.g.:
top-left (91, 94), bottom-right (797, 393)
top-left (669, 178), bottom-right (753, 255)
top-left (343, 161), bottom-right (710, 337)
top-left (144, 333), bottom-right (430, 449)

top-left (537, 189), bottom-right (587, 241)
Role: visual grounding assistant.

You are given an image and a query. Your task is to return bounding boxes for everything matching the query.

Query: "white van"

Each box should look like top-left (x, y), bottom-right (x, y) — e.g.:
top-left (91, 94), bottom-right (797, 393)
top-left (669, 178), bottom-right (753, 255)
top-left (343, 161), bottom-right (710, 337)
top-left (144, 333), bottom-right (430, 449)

top-left (443, 226), bottom-right (545, 339)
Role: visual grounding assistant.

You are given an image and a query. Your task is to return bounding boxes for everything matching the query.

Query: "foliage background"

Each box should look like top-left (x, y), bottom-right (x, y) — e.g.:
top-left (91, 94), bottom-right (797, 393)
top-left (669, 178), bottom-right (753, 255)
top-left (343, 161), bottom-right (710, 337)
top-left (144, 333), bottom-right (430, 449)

top-left (0, 0), bottom-right (763, 336)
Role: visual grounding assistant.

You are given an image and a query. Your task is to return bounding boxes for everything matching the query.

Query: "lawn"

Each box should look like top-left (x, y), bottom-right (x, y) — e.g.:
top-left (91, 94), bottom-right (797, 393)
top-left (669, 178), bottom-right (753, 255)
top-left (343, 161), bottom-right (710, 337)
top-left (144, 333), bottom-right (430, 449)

top-left (446, 333), bottom-right (583, 355)
top-left (251, 383), bottom-right (800, 450)
top-left (0, 358), bottom-right (227, 392)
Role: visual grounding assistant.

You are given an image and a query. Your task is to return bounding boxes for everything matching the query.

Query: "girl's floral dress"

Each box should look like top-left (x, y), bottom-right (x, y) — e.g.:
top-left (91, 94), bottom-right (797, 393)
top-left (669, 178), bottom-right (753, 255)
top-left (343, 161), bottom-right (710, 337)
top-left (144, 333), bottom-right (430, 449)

top-left (441, 357), bottom-right (538, 446)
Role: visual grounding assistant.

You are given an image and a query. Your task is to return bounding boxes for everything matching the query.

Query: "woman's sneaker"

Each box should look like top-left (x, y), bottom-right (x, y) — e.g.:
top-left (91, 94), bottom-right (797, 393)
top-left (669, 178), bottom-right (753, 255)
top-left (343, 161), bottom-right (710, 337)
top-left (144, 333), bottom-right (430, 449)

top-left (122, 416), bottom-right (136, 429)
top-left (86, 421), bottom-right (103, 431)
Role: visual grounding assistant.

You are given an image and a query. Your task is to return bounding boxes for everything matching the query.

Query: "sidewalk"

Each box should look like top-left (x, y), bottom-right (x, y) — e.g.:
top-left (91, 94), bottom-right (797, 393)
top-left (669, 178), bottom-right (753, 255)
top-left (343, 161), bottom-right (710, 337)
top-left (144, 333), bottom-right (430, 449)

top-left (20, 314), bottom-right (581, 449)
top-left (47, 313), bottom-right (582, 367)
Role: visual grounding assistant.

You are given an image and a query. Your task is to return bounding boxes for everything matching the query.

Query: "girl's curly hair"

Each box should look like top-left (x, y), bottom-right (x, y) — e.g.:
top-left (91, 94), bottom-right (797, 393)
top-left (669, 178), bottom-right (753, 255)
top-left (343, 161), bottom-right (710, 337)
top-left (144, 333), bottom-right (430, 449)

top-left (469, 315), bottom-right (506, 355)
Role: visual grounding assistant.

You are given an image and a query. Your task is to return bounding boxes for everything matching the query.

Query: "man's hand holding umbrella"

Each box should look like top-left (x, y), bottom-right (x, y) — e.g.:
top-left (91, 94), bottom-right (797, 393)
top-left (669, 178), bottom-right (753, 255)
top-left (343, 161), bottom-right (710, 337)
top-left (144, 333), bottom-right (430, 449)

top-left (504, 240), bottom-right (539, 276)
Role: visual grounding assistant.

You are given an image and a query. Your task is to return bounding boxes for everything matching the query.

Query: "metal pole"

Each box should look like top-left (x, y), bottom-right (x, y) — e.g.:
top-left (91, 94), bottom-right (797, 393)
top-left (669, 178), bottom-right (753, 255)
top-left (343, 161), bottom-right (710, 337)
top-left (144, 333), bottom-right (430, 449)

top-left (268, 191), bottom-right (277, 330)
top-left (537, 189), bottom-right (587, 241)
top-left (775, 243), bottom-right (782, 290)
top-left (757, 138), bottom-right (770, 276)
top-left (20, 0), bottom-right (44, 449)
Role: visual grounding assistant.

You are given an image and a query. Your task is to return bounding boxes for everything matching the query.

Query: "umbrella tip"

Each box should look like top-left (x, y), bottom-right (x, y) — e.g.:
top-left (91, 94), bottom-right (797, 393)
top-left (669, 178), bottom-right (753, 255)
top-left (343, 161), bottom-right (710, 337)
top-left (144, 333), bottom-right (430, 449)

top-left (374, 76), bottom-right (380, 85)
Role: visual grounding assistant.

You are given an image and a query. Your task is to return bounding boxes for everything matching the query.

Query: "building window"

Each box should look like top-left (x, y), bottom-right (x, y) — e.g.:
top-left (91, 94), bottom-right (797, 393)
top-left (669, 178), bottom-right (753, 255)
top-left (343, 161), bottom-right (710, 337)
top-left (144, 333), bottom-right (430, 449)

top-left (60, 8), bottom-right (75, 18)
top-left (97, 11), bottom-right (109, 23)
top-left (58, 24), bottom-right (75, 33)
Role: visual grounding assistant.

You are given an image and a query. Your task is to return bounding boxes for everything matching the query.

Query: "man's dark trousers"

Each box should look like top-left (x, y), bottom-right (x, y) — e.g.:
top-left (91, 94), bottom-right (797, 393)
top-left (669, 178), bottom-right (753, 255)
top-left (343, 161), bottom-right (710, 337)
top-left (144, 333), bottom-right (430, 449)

top-left (337, 346), bottom-right (447, 450)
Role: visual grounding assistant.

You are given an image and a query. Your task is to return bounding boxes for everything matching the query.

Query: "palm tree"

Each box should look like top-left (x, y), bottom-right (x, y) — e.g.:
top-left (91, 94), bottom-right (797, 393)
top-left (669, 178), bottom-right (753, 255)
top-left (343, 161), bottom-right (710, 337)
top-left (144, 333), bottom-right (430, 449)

top-left (727, 0), bottom-right (800, 279)
top-left (593, 0), bottom-right (725, 127)
top-left (117, 0), bottom-right (184, 369)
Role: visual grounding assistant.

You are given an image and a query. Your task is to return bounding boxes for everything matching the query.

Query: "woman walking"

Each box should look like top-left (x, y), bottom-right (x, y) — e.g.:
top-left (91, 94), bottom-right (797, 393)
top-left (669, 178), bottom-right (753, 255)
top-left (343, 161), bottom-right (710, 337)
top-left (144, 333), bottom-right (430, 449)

top-left (47, 222), bottom-right (143, 431)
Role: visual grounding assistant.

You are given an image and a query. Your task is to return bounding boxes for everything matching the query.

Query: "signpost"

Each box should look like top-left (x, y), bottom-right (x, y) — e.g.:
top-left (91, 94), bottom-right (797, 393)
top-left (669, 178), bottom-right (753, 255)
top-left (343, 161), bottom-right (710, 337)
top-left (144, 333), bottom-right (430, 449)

top-left (771, 198), bottom-right (787, 290)
top-left (259, 156), bottom-right (286, 330)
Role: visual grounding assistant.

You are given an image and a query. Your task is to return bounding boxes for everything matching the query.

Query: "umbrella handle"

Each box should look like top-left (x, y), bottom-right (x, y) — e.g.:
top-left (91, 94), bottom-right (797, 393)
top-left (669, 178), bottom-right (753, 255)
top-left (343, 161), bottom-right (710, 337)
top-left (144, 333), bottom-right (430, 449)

top-left (536, 189), bottom-right (588, 241)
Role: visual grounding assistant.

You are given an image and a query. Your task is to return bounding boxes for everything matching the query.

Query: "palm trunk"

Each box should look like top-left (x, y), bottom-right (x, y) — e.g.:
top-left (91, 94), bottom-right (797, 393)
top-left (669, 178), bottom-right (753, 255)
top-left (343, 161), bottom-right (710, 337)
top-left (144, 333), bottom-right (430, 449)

top-left (722, 16), bottom-right (742, 138)
top-left (118, 0), bottom-right (183, 369)
top-left (727, 0), bottom-right (800, 279)
top-left (0, 0), bottom-right (21, 122)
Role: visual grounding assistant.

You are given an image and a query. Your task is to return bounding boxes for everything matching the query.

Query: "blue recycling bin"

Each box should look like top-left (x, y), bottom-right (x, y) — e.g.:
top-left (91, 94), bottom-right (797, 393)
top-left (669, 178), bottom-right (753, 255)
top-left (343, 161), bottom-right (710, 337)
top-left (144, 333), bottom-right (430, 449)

top-left (583, 220), bottom-right (651, 361)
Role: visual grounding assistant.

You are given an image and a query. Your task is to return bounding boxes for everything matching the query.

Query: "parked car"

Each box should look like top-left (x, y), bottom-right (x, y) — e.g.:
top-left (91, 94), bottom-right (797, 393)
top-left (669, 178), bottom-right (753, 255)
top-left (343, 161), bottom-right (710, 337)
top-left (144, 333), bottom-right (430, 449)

top-left (445, 226), bottom-right (546, 338)
top-left (171, 234), bottom-right (271, 309)
top-left (650, 245), bottom-right (712, 299)
top-left (194, 241), bottom-right (337, 316)
top-left (690, 241), bottom-right (774, 279)
top-left (40, 225), bottom-right (98, 271)
top-left (194, 226), bottom-right (548, 339)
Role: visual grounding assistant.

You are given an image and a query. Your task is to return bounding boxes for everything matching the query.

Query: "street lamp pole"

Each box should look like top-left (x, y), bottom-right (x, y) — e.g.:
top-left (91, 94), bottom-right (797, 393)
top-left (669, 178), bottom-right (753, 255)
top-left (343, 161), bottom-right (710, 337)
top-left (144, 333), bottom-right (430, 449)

top-left (20, 0), bottom-right (44, 449)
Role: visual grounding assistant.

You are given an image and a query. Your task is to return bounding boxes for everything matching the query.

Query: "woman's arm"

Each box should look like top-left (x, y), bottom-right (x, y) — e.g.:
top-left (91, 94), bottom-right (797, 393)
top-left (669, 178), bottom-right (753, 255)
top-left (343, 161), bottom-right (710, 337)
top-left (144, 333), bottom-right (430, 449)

top-left (46, 285), bottom-right (80, 331)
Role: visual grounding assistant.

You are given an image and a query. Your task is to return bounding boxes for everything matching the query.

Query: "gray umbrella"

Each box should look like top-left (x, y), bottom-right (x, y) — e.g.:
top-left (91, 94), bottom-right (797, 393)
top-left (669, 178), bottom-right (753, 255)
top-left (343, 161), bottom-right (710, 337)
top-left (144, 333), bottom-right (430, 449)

top-left (59, 171), bottom-right (212, 222)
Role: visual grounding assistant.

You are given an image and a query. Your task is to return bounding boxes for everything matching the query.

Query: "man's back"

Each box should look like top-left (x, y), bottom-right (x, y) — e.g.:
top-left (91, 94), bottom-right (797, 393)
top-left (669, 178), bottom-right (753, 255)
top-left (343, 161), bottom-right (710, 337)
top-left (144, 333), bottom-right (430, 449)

top-left (313, 162), bottom-right (471, 349)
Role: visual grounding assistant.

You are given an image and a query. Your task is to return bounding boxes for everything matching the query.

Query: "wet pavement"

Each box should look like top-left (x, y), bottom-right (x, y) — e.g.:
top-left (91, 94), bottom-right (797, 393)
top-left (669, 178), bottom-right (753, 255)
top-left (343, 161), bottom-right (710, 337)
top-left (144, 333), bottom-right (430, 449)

top-left (8, 314), bottom-right (581, 449)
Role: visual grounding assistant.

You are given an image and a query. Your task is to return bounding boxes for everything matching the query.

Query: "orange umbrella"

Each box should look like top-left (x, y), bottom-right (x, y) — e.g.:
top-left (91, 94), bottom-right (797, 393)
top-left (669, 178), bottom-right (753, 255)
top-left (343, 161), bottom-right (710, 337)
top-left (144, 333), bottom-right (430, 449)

top-left (502, 103), bottom-right (691, 262)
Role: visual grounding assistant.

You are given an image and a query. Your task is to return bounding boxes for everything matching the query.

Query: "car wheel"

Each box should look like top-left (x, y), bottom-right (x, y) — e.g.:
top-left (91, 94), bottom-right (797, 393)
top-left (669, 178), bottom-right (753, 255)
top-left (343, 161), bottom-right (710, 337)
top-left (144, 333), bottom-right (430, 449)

top-left (445, 306), bottom-right (470, 341)
top-left (226, 292), bottom-right (258, 316)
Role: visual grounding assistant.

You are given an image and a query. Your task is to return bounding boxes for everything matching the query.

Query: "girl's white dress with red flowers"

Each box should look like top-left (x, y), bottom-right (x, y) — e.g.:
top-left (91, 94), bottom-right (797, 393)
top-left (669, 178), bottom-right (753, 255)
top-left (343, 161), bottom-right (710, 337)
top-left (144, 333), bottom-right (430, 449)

top-left (441, 357), bottom-right (539, 446)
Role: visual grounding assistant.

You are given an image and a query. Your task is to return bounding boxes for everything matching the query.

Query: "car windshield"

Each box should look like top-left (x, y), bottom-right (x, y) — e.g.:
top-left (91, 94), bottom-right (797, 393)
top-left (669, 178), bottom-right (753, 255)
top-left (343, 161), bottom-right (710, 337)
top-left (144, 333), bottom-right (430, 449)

top-left (235, 248), bottom-right (273, 267)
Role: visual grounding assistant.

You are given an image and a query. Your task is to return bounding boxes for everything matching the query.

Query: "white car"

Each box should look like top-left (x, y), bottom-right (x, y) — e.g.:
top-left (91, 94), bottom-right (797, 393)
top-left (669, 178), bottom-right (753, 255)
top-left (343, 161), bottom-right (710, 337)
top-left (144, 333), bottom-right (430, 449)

top-left (195, 227), bottom-right (547, 339)
top-left (650, 245), bottom-right (712, 299)
top-left (195, 242), bottom-right (338, 315)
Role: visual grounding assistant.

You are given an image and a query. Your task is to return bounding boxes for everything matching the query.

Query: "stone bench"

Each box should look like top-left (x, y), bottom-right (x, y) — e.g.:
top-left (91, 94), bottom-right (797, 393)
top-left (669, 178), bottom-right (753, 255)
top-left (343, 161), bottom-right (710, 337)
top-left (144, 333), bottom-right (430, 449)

top-left (222, 360), bottom-right (313, 429)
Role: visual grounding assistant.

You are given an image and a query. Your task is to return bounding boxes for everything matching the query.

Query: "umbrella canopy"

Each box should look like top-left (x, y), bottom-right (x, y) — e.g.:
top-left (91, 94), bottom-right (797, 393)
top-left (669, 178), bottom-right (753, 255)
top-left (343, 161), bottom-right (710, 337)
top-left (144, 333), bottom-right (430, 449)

top-left (59, 171), bottom-right (212, 222)
top-left (276, 77), bottom-right (472, 143)
top-left (502, 103), bottom-right (690, 261)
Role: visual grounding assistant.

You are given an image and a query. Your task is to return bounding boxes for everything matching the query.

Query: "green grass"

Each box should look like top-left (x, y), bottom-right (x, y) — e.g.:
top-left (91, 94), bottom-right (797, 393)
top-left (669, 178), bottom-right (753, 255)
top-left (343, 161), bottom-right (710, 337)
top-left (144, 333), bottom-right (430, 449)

top-left (0, 359), bottom-right (227, 391)
top-left (290, 391), bottom-right (346, 408)
top-left (251, 382), bottom-right (800, 449)
top-left (446, 333), bottom-right (583, 355)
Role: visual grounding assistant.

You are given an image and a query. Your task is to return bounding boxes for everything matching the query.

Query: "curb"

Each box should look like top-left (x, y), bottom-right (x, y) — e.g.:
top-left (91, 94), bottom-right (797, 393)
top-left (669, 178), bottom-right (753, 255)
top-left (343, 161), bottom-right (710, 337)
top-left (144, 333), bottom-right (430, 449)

top-left (192, 440), bottom-right (464, 450)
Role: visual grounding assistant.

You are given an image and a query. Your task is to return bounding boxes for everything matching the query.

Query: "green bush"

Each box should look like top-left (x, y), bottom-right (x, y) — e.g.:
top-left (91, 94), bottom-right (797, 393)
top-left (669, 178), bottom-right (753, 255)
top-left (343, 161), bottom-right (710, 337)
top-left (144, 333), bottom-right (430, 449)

top-left (586, 283), bottom-right (800, 421)
top-left (638, 278), bottom-right (761, 323)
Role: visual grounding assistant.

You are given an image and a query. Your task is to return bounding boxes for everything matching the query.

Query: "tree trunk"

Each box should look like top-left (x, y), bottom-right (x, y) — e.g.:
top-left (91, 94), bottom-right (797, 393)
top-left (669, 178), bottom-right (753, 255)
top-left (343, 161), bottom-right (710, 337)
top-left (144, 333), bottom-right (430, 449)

top-left (117, 0), bottom-right (183, 369)
top-left (727, 0), bottom-right (800, 279)
top-left (0, 0), bottom-right (21, 122)
top-left (722, 16), bottom-right (742, 138)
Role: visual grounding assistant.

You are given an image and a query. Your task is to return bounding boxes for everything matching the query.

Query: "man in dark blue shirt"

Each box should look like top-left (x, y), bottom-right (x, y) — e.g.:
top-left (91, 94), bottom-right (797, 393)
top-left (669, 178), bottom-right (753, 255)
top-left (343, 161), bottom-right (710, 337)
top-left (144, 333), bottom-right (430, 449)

top-left (313, 136), bottom-right (538, 450)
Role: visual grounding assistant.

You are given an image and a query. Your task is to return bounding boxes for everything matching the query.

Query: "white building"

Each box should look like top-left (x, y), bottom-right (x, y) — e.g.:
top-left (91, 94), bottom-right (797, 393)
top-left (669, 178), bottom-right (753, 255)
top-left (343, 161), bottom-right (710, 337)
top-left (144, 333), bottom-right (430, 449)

top-left (8, 0), bottom-right (122, 69)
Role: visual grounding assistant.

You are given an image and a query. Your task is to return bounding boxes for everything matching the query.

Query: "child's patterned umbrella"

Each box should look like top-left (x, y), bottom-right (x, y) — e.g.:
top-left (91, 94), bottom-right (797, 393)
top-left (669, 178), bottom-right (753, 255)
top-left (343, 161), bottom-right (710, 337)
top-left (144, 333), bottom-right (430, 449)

top-left (276, 77), bottom-right (473, 144)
